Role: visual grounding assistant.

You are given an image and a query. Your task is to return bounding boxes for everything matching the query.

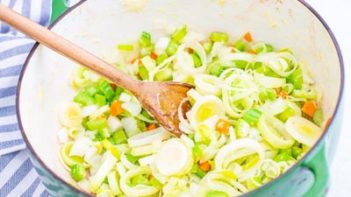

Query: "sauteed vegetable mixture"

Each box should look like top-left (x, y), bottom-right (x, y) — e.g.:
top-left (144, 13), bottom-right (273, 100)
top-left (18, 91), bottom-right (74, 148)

top-left (58, 26), bottom-right (324, 197)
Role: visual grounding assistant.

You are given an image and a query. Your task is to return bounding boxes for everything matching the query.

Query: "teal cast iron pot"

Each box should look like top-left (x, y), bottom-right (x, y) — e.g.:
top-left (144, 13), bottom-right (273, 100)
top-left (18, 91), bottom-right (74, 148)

top-left (16, 0), bottom-right (344, 196)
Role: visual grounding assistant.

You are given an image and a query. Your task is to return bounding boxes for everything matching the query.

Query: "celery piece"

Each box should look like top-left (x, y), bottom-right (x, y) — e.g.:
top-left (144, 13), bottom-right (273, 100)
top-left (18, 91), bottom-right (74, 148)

top-left (115, 87), bottom-right (124, 99)
top-left (171, 25), bottom-right (187, 42)
top-left (70, 164), bottom-right (86, 182)
top-left (192, 144), bottom-right (203, 161)
top-left (166, 39), bottom-right (179, 56)
top-left (191, 164), bottom-right (206, 179)
top-left (85, 86), bottom-right (98, 96)
top-left (111, 129), bottom-right (128, 145)
top-left (155, 68), bottom-right (173, 81)
top-left (277, 107), bottom-right (296, 122)
top-left (87, 119), bottom-right (108, 131)
top-left (243, 109), bottom-right (262, 126)
top-left (99, 81), bottom-right (115, 101)
top-left (313, 109), bottom-right (324, 126)
top-left (287, 68), bottom-right (303, 89)
top-left (208, 63), bottom-right (226, 76)
top-left (192, 52), bottom-right (202, 68)
top-left (125, 153), bottom-right (140, 164)
top-left (234, 60), bottom-right (249, 69)
top-left (210, 32), bottom-right (229, 43)
top-left (156, 53), bottom-right (168, 65)
top-left (117, 44), bottom-right (134, 51)
top-left (139, 32), bottom-right (151, 48)
top-left (138, 65), bottom-right (149, 80)
top-left (234, 39), bottom-right (246, 51)
top-left (94, 128), bottom-right (111, 141)
top-left (274, 149), bottom-right (294, 162)
top-left (206, 191), bottom-right (229, 197)
top-left (94, 94), bottom-right (106, 106)
top-left (74, 92), bottom-right (94, 106)
top-left (203, 42), bottom-right (213, 54)
top-left (292, 146), bottom-right (303, 159)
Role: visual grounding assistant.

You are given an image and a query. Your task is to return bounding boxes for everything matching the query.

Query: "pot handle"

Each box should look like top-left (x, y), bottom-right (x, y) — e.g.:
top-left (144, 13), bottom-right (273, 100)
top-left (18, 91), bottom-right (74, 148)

top-left (302, 143), bottom-right (329, 197)
top-left (51, 0), bottom-right (69, 23)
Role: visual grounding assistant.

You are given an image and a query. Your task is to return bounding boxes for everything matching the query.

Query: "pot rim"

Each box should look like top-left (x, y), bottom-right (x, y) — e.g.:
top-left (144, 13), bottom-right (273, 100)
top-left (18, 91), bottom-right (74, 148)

top-left (16, 0), bottom-right (344, 196)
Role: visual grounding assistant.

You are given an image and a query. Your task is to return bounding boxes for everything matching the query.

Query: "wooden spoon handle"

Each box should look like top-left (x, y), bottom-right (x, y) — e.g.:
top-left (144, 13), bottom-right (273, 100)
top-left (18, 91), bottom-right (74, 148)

top-left (0, 4), bottom-right (141, 94)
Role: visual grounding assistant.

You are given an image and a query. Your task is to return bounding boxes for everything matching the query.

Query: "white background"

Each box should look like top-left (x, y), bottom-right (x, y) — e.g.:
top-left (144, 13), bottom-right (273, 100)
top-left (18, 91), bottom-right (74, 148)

top-left (308, 0), bottom-right (351, 196)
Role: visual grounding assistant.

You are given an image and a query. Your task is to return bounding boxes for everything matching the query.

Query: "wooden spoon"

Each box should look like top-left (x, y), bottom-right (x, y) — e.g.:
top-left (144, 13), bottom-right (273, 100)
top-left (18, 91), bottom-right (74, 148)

top-left (0, 4), bottom-right (193, 136)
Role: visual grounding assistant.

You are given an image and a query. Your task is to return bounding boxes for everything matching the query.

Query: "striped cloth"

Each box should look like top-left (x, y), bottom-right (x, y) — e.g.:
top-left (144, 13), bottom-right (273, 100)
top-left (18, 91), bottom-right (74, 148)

top-left (0, 0), bottom-right (53, 196)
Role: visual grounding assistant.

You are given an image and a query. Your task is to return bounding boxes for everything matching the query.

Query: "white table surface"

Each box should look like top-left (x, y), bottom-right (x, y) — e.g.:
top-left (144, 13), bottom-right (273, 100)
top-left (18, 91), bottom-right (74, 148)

top-left (307, 0), bottom-right (351, 196)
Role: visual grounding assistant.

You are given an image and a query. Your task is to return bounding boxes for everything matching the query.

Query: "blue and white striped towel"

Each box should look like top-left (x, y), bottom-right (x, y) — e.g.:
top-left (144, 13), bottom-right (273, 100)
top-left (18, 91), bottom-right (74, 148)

top-left (1, 0), bottom-right (58, 196)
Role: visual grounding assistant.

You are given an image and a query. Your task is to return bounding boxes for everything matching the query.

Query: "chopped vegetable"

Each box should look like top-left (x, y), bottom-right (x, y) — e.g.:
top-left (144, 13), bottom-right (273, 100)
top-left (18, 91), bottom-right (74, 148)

top-left (70, 164), bottom-right (86, 181)
top-left (210, 32), bottom-right (229, 43)
top-left (302, 101), bottom-right (317, 117)
top-left (215, 119), bottom-right (230, 135)
top-left (243, 32), bottom-right (253, 42)
top-left (110, 100), bottom-right (124, 116)
top-left (199, 161), bottom-right (211, 172)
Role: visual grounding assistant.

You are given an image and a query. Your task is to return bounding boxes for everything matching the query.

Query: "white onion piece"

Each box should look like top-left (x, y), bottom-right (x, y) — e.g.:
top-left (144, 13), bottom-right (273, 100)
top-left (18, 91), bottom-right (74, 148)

top-left (121, 117), bottom-right (139, 137)
top-left (81, 105), bottom-right (98, 117)
top-left (155, 139), bottom-right (192, 176)
top-left (107, 116), bottom-right (123, 132)
top-left (121, 101), bottom-right (142, 116)
top-left (89, 105), bottom-right (109, 120)
top-left (119, 93), bottom-right (132, 102)
top-left (285, 116), bottom-right (322, 146)
top-left (127, 127), bottom-right (171, 147)
top-left (155, 37), bottom-right (170, 54)
top-left (69, 137), bottom-right (91, 157)
top-left (90, 151), bottom-right (117, 192)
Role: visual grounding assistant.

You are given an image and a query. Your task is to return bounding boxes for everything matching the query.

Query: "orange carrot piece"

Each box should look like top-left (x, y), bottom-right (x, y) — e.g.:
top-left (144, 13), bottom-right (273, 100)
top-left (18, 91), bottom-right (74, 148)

top-left (278, 90), bottom-right (288, 99)
top-left (199, 161), bottom-right (211, 172)
top-left (244, 32), bottom-right (253, 42)
top-left (150, 52), bottom-right (158, 60)
top-left (215, 119), bottom-right (230, 135)
top-left (146, 123), bottom-right (157, 131)
top-left (110, 100), bottom-right (123, 116)
top-left (248, 49), bottom-right (257, 54)
top-left (302, 101), bottom-right (317, 117)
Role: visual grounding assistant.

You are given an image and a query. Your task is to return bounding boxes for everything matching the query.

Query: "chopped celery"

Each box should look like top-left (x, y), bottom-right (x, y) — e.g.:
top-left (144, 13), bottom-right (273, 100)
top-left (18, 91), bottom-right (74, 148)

top-left (125, 153), bottom-right (140, 164)
top-left (139, 32), bottom-right (152, 48)
top-left (203, 42), bottom-right (213, 54)
top-left (206, 191), bottom-right (229, 197)
top-left (156, 53), bottom-right (168, 65)
top-left (85, 86), bottom-right (98, 96)
top-left (87, 119), bottom-right (108, 130)
top-left (210, 32), bottom-right (229, 43)
top-left (99, 81), bottom-right (115, 101)
top-left (191, 164), bottom-right (206, 178)
top-left (166, 39), bottom-right (179, 56)
top-left (234, 39), bottom-right (246, 51)
top-left (113, 86), bottom-right (124, 101)
top-left (138, 65), bottom-right (149, 80)
top-left (292, 146), bottom-right (303, 159)
top-left (110, 129), bottom-right (128, 145)
top-left (155, 68), bottom-right (173, 81)
top-left (171, 25), bottom-right (187, 42)
top-left (70, 164), bottom-right (86, 182)
top-left (313, 109), bottom-right (324, 126)
top-left (74, 92), bottom-right (94, 106)
top-left (287, 68), bottom-right (303, 89)
top-left (259, 89), bottom-right (276, 102)
top-left (192, 52), bottom-right (202, 68)
top-left (94, 94), bottom-right (106, 106)
top-left (192, 144), bottom-right (203, 161)
top-left (94, 128), bottom-right (110, 141)
top-left (208, 62), bottom-right (226, 76)
top-left (117, 44), bottom-right (134, 51)
top-left (274, 149), bottom-right (294, 162)
top-left (243, 109), bottom-right (262, 126)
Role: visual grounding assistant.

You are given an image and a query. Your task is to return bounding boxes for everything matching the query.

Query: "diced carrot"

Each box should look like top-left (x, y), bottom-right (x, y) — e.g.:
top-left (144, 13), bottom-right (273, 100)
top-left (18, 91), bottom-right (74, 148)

top-left (243, 32), bottom-right (253, 42)
top-left (278, 90), bottom-right (288, 99)
top-left (150, 52), bottom-right (158, 60)
top-left (186, 48), bottom-right (194, 54)
top-left (110, 100), bottom-right (123, 116)
top-left (109, 83), bottom-right (117, 90)
top-left (215, 119), bottom-right (230, 135)
top-left (199, 161), bottom-right (211, 172)
top-left (302, 101), bottom-right (317, 117)
top-left (146, 123), bottom-right (157, 131)
top-left (248, 49), bottom-right (257, 54)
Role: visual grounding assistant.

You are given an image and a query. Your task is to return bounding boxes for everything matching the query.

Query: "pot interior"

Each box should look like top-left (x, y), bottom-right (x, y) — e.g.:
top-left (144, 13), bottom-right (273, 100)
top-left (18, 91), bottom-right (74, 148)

top-left (18, 0), bottom-right (342, 190)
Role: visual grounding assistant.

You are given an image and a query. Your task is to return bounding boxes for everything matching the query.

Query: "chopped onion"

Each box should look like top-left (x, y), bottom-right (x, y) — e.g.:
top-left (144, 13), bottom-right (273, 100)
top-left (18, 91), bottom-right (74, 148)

top-left (107, 116), bottom-right (123, 132)
top-left (121, 101), bottom-right (142, 116)
top-left (127, 127), bottom-right (171, 147)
